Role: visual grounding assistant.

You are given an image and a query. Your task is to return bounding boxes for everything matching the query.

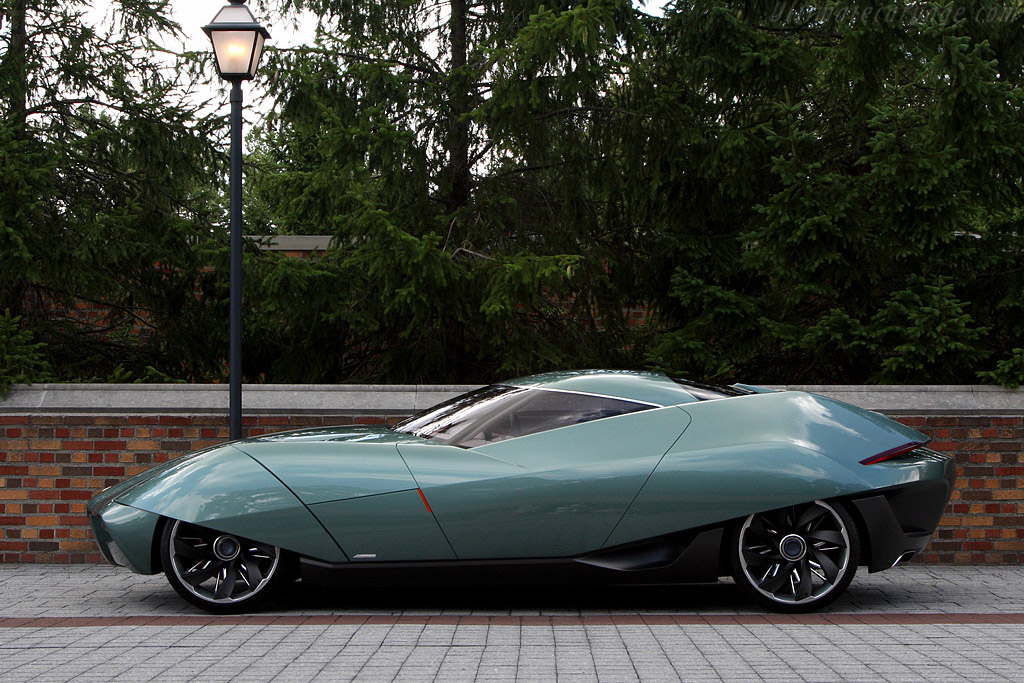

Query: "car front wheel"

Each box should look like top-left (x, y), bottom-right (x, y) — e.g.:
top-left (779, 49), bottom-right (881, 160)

top-left (160, 519), bottom-right (286, 613)
top-left (731, 499), bottom-right (860, 612)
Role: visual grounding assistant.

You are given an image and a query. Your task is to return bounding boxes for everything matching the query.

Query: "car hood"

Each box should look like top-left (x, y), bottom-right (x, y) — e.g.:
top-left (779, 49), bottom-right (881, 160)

top-left (235, 425), bottom-right (423, 504)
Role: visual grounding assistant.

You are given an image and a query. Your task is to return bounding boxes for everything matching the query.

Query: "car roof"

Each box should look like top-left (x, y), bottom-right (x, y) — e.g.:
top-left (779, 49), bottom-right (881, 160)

top-left (501, 370), bottom-right (703, 407)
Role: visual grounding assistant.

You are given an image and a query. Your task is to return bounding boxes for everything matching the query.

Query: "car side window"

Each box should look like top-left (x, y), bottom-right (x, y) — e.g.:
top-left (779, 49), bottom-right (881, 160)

top-left (393, 385), bottom-right (529, 444)
top-left (457, 390), bottom-right (652, 448)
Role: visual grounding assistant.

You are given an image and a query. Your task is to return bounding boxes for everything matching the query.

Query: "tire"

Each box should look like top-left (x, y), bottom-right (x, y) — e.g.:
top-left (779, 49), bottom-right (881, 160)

top-left (731, 499), bottom-right (860, 613)
top-left (160, 519), bottom-right (288, 614)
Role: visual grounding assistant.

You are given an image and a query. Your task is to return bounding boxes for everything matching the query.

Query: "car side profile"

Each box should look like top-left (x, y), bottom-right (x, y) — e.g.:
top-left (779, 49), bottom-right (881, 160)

top-left (88, 370), bottom-right (955, 613)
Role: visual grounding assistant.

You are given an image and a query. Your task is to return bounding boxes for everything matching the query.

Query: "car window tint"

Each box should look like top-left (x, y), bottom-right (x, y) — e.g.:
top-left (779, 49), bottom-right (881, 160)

top-left (393, 385), bottom-right (529, 444)
top-left (457, 390), bottom-right (652, 448)
top-left (671, 378), bottom-right (749, 399)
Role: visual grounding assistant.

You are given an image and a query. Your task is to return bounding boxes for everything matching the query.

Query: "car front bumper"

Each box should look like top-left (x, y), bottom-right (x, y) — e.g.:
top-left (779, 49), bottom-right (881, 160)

top-left (87, 498), bottom-right (161, 575)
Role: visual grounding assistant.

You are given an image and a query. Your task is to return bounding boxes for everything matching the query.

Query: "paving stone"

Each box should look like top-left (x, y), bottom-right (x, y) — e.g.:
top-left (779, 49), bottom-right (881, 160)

top-left (2, 566), bottom-right (1024, 681)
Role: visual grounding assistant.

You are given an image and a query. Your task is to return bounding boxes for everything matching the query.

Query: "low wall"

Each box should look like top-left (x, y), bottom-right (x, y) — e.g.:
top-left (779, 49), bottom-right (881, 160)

top-left (1, 384), bottom-right (1021, 565)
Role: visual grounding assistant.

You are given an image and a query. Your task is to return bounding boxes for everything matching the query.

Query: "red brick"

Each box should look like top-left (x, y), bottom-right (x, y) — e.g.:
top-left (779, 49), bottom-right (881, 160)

top-left (60, 491), bottom-right (94, 500)
top-left (59, 516), bottom-right (89, 526)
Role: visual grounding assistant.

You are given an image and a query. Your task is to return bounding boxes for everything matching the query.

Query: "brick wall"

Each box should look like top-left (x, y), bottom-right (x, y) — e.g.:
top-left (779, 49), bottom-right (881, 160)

top-left (0, 414), bottom-right (394, 564)
top-left (0, 385), bottom-right (1021, 565)
top-left (907, 415), bottom-right (1024, 565)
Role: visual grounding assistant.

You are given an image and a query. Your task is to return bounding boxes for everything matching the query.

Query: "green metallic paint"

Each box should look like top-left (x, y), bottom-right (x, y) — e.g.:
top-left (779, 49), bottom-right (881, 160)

top-left (604, 391), bottom-right (931, 547)
top-left (113, 444), bottom-right (347, 563)
top-left (503, 370), bottom-right (700, 406)
top-left (90, 502), bottom-right (161, 574)
top-left (86, 373), bottom-right (952, 582)
top-left (237, 438), bottom-right (418, 505)
top-left (604, 442), bottom-right (870, 546)
top-left (86, 445), bottom-right (223, 518)
top-left (399, 406), bottom-right (691, 558)
top-left (311, 489), bottom-right (456, 561)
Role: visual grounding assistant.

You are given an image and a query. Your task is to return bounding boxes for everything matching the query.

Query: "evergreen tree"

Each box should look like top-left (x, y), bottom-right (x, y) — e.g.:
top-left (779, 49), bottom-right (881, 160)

top-left (0, 0), bottom-right (227, 381)
top-left (242, 0), bottom-right (651, 382)
top-left (638, 0), bottom-right (1024, 384)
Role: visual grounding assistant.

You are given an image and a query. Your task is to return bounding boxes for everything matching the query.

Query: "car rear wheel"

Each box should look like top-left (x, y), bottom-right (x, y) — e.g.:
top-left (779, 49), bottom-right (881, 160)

top-left (731, 500), bottom-right (859, 612)
top-left (160, 519), bottom-right (286, 613)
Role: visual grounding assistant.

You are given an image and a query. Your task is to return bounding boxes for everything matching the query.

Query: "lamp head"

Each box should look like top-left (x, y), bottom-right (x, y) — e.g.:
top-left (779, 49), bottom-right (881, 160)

top-left (203, 0), bottom-right (271, 81)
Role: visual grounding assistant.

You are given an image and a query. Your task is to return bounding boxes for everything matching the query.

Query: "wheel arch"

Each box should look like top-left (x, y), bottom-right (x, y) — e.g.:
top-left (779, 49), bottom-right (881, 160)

top-left (151, 515), bottom-right (170, 574)
top-left (838, 496), bottom-right (875, 570)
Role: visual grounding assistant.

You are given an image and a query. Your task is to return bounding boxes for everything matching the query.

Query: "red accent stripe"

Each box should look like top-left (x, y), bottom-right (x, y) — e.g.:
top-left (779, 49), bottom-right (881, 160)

top-left (417, 488), bottom-right (433, 513)
top-left (860, 441), bottom-right (925, 465)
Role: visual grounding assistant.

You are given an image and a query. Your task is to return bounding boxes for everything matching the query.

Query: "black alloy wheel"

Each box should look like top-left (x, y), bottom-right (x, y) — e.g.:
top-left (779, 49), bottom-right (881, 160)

top-left (731, 500), bottom-right (860, 612)
top-left (160, 519), bottom-right (287, 613)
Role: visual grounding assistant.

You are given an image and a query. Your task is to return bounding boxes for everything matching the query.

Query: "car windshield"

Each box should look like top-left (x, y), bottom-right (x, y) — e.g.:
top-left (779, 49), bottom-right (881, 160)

top-left (393, 385), bottom-right (653, 447)
top-left (393, 385), bottom-right (529, 444)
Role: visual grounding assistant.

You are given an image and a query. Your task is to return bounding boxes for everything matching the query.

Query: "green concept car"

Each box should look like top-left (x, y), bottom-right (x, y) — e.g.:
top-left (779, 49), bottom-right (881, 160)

top-left (88, 371), bottom-right (955, 613)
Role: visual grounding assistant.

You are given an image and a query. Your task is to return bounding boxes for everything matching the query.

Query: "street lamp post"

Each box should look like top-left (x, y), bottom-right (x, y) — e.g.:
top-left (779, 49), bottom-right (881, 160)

top-left (203, 0), bottom-right (270, 441)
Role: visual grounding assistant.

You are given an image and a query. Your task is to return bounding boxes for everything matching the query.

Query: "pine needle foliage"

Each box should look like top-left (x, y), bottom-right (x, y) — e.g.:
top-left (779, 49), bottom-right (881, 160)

top-left (3, 0), bottom-right (1024, 386)
top-left (242, 0), bottom-right (651, 382)
top-left (0, 0), bottom-right (227, 381)
top-left (639, 0), bottom-right (1024, 384)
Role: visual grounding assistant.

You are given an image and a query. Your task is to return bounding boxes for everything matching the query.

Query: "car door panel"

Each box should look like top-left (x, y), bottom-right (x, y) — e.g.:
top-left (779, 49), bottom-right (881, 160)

top-left (310, 489), bottom-right (457, 562)
top-left (398, 407), bottom-right (690, 559)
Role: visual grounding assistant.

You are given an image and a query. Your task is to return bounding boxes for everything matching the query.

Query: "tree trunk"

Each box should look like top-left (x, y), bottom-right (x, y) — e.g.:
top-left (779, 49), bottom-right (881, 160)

top-left (0, 0), bottom-right (28, 132)
top-left (445, 0), bottom-right (471, 222)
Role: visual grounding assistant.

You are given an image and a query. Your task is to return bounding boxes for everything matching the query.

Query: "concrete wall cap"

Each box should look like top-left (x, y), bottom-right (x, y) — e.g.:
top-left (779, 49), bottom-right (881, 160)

top-left (2, 383), bottom-right (1022, 415)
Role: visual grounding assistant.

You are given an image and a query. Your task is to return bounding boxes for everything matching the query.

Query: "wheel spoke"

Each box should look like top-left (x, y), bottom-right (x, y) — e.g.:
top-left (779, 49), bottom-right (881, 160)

top-left (743, 546), bottom-right (782, 565)
top-left (809, 547), bottom-right (840, 583)
top-left (182, 561), bottom-right (224, 587)
top-left (748, 515), bottom-right (774, 540)
top-left (759, 561), bottom-right (797, 593)
top-left (795, 558), bottom-right (813, 600)
top-left (215, 561), bottom-right (238, 600)
top-left (795, 505), bottom-right (827, 530)
top-left (805, 529), bottom-right (846, 546)
top-left (242, 553), bottom-right (263, 585)
top-left (759, 510), bottom-right (786, 535)
top-left (249, 541), bottom-right (276, 559)
top-left (174, 537), bottom-right (215, 560)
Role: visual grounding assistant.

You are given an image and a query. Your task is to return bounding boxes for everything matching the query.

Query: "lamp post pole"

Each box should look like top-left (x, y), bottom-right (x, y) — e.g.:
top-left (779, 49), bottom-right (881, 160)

top-left (203, 0), bottom-right (269, 442)
top-left (229, 82), bottom-right (243, 440)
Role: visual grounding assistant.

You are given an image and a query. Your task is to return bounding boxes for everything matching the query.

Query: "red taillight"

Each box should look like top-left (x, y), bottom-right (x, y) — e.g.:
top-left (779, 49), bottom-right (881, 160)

top-left (860, 441), bottom-right (925, 465)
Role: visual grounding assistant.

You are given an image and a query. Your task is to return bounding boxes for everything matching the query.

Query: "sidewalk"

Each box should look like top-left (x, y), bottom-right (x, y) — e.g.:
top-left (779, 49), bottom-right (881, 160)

top-left (1, 565), bottom-right (1022, 681)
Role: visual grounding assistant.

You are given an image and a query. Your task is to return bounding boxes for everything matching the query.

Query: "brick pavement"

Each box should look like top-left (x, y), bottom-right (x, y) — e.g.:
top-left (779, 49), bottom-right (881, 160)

top-left (1, 565), bottom-right (1024, 681)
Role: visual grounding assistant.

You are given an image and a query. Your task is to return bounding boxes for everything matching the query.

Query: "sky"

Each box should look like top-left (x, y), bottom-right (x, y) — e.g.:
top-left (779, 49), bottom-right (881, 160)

top-left (160, 1), bottom-right (317, 52)
top-left (85, 0), bottom-right (666, 146)
top-left (93, 0), bottom-right (665, 54)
